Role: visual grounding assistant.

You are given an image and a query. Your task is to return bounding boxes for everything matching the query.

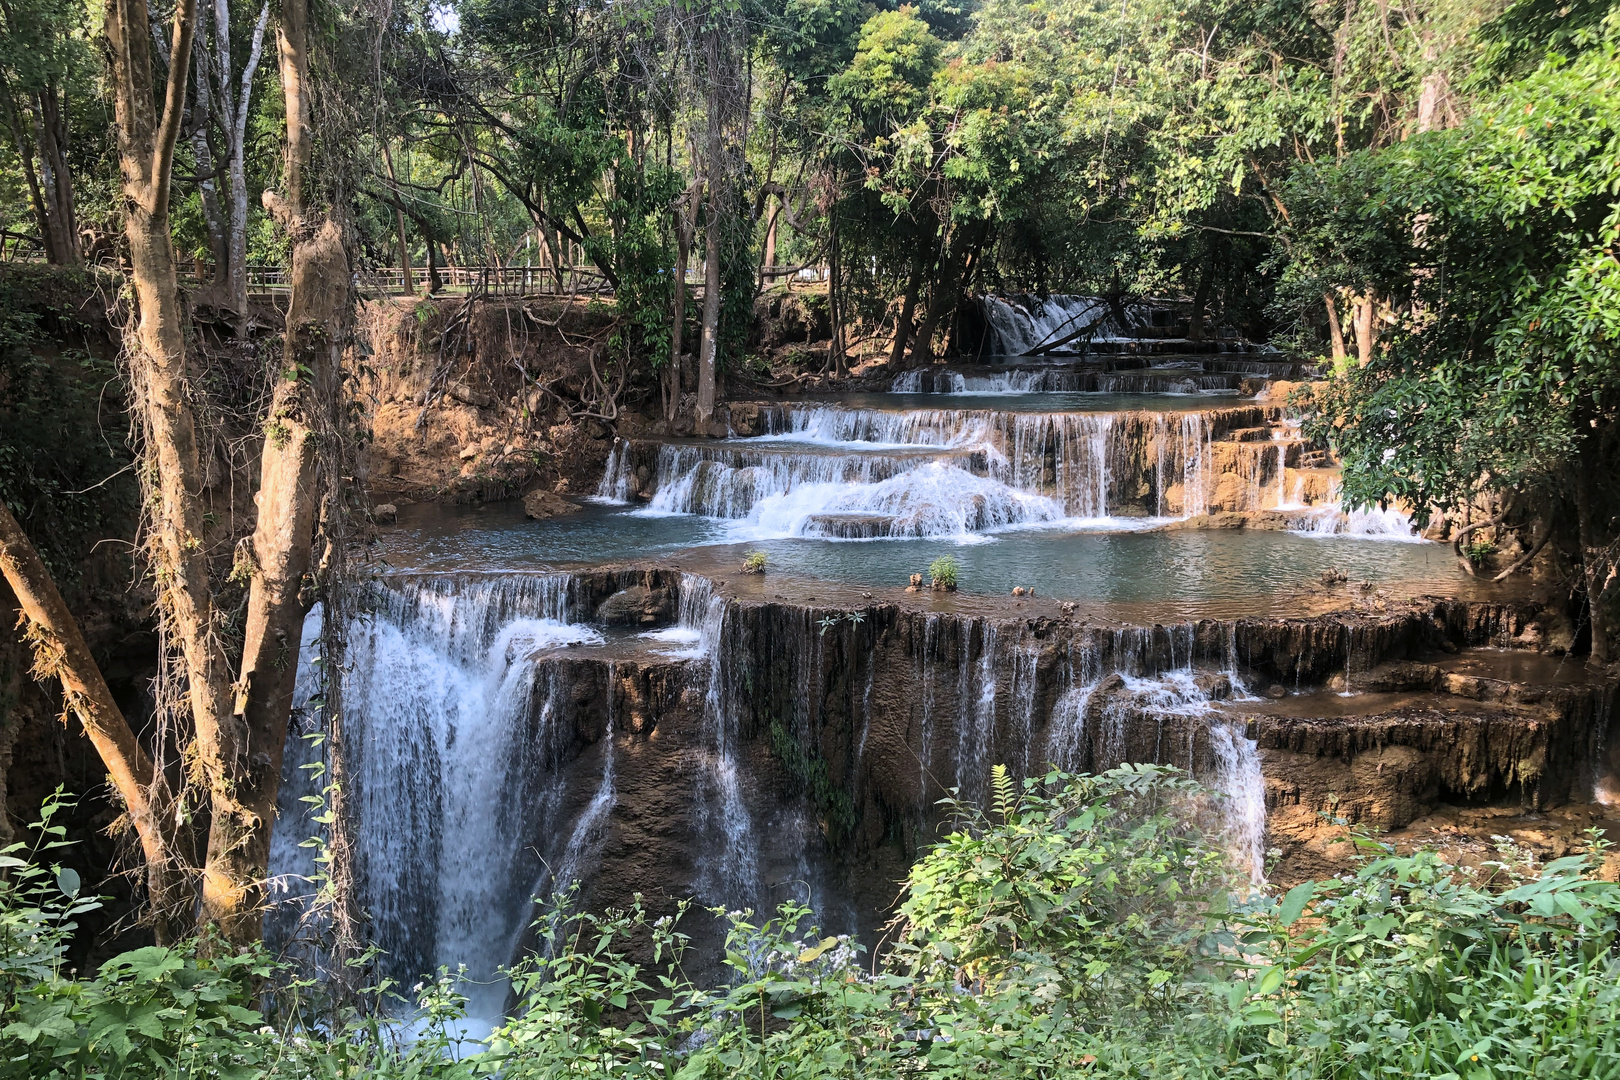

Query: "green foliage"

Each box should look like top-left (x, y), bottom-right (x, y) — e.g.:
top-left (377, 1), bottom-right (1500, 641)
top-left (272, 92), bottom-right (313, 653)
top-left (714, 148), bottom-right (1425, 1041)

top-left (1299, 22), bottom-right (1620, 524)
top-left (767, 721), bottom-right (857, 845)
top-left (10, 778), bottom-right (1620, 1078)
top-left (741, 550), bottom-right (768, 574)
top-left (895, 765), bottom-right (1230, 1018)
top-left (928, 553), bottom-right (958, 589)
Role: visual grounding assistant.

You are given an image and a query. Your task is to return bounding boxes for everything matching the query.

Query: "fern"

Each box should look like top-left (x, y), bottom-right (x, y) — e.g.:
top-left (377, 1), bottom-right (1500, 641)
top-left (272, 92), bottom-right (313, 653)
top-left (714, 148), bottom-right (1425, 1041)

top-left (991, 764), bottom-right (1016, 823)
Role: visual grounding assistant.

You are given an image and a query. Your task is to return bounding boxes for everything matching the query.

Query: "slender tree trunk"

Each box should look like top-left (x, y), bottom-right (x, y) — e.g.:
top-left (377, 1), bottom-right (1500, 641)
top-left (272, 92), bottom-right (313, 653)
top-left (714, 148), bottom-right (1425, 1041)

top-left (889, 257), bottom-right (922, 368)
top-left (216, 0), bottom-right (270, 330)
top-left (696, 46), bottom-right (723, 425)
top-left (0, 79), bottom-right (56, 261)
top-left (760, 197), bottom-right (778, 284)
top-left (1187, 260), bottom-right (1212, 342)
top-left (668, 181), bottom-right (699, 421)
top-left (1574, 449), bottom-right (1613, 665)
top-left (381, 139), bottom-right (414, 295)
top-left (189, 29), bottom-right (228, 284)
top-left (1324, 291), bottom-right (1347, 364)
top-left (697, 193), bottom-right (721, 423)
top-left (36, 85), bottom-right (79, 263)
top-left (0, 505), bottom-right (193, 940)
top-left (1353, 292), bottom-right (1378, 365)
top-left (829, 219), bottom-right (844, 374)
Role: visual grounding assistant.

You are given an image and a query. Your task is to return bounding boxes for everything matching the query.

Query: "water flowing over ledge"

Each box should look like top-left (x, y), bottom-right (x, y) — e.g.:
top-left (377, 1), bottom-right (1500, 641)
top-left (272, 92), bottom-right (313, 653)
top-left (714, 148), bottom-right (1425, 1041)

top-left (270, 567), bottom-right (1604, 1033)
top-left (599, 401), bottom-right (1421, 541)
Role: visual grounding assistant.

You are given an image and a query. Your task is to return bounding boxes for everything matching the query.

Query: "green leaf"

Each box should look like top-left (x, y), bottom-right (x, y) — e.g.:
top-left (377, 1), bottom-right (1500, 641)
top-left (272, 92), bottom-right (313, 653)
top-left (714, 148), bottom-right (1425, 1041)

top-left (1278, 881), bottom-right (1315, 926)
top-left (55, 866), bottom-right (80, 897)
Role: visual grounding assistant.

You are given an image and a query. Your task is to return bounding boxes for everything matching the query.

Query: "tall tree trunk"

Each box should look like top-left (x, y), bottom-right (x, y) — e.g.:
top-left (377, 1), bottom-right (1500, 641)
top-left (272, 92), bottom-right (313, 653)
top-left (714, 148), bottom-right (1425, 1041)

top-left (1187, 259), bottom-right (1213, 342)
top-left (111, 0), bottom-right (250, 943)
top-left (889, 256), bottom-right (922, 368)
top-left (194, 0), bottom-right (353, 947)
top-left (1353, 292), bottom-right (1378, 365)
top-left (213, 0), bottom-right (271, 331)
top-left (35, 84), bottom-right (79, 263)
top-left (668, 180), bottom-right (699, 421)
top-left (381, 138), bottom-right (414, 295)
top-left (828, 219), bottom-right (844, 375)
top-left (0, 505), bottom-right (192, 941)
top-left (189, 30), bottom-right (228, 284)
top-left (759, 197), bottom-right (779, 287)
top-left (696, 41), bottom-right (723, 425)
top-left (1574, 447), bottom-right (1613, 665)
top-left (697, 192), bottom-right (721, 423)
top-left (0, 78), bottom-right (55, 260)
top-left (1323, 290), bottom-right (1347, 364)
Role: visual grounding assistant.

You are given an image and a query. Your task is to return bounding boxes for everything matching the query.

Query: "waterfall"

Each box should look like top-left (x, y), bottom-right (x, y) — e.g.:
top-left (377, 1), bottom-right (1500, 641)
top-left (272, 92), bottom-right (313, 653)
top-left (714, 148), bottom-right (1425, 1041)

top-left (1176, 413), bottom-right (1212, 517)
top-left (889, 366), bottom-right (1257, 394)
top-left (594, 437), bottom-right (635, 502)
top-left (690, 576), bottom-right (763, 905)
top-left (955, 624), bottom-right (1000, 803)
top-left (270, 574), bottom-right (604, 1030)
top-left (1033, 622), bottom-right (1267, 879)
top-left (551, 663), bottom-right (617, 894)
top-left (1206, 720), bottom-right (1267, 884)
top-left (982, 295), bottom-right (1124, 355)
top-left (1047, 635), bottom-right (1103, 771)
top-left (635, 404), bottom-right (1285, 530)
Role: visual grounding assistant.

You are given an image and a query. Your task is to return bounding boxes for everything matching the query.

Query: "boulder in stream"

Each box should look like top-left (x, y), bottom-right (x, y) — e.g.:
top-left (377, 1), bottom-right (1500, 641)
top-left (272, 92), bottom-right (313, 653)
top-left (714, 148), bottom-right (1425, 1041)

top-left (524, 489), bottom-right (583, 520)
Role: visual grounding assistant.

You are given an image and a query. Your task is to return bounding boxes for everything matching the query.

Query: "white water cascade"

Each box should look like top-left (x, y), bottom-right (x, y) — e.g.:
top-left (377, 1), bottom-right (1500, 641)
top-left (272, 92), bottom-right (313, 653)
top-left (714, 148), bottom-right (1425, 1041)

top-left (271, 574), bottom-right (605, 1030)
top-left (626, 404), bottom-right (1275, 534)
top-left (1038, 624), bottom-right (1268, 882)
top-left (684, 574), bottom-right (765, 905)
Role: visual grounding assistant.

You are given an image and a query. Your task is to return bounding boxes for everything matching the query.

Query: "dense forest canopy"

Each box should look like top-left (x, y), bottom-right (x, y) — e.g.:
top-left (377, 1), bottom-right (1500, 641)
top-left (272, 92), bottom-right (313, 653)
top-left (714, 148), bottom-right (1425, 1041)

top-left (13, 0), bottom-right (1617, 641)
top-left (6, 0), bottom-right (1616, 432)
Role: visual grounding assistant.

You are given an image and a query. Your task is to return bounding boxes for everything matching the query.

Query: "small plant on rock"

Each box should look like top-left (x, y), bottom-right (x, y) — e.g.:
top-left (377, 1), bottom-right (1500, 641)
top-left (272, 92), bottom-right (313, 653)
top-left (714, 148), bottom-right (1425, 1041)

top-left (741, 550), bottom-right (767, 574)
top-left (929, 554), bottom-right (959, 591)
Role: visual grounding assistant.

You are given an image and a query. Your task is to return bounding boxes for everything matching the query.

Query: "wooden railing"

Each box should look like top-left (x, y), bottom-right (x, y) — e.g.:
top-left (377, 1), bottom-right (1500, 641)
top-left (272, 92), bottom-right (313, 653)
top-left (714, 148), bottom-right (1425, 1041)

top-left (180, 262), bottom-right (830, 298)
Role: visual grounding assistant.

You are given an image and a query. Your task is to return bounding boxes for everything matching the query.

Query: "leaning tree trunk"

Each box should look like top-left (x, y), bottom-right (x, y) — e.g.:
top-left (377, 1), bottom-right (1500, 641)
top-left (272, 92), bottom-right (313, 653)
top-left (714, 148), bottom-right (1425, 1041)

top-left (0, 505), bottom-right (192, 941)
top-left (1323, 291), bottom-right (1347, 364)
top-left (889, 257), bottom-right (922, 369)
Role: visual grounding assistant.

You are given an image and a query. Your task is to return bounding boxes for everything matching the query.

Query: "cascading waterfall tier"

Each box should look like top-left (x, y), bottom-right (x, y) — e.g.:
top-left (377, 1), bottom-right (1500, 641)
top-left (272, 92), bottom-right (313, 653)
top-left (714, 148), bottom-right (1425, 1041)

top-left (604, 402), bottom-right (1371, 534)
top-left (980, 294), bottom-right (1280, 356)
top-left (273, 560), bottom-right (1595, 1022)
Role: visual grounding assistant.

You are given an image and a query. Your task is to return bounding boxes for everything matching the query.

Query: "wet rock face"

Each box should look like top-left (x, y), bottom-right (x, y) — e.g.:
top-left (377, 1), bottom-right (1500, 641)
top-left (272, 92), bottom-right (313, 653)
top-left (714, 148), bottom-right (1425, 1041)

top-left (281, 571), bottom-right (1616, 993)
top-left (595, 585), bottom-right (675, 627)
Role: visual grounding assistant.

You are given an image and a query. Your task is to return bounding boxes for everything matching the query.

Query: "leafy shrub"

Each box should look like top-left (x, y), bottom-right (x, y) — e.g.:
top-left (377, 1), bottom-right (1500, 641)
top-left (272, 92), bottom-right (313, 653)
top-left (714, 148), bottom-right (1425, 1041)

top-left (928, 554), bottom-right (958, 590)
top-left (8, 776), bottom-right (1620, 1079)
top-left (741, 550), bottom-right (767, 574)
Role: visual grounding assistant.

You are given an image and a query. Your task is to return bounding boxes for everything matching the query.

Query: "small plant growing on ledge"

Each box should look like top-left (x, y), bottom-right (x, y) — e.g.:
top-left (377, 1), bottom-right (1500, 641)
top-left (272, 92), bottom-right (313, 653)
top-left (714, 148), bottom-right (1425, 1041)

top-left (929, 554), bottom-right (959, 592)
top-left (741, 550), bottom-right (768, 574)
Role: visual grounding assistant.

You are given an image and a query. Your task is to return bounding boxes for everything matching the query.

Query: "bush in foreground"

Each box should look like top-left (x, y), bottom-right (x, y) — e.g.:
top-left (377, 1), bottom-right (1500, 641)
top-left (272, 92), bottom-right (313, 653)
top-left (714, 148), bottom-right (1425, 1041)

top-left (5, 770), bottom-right (1620, 1078)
